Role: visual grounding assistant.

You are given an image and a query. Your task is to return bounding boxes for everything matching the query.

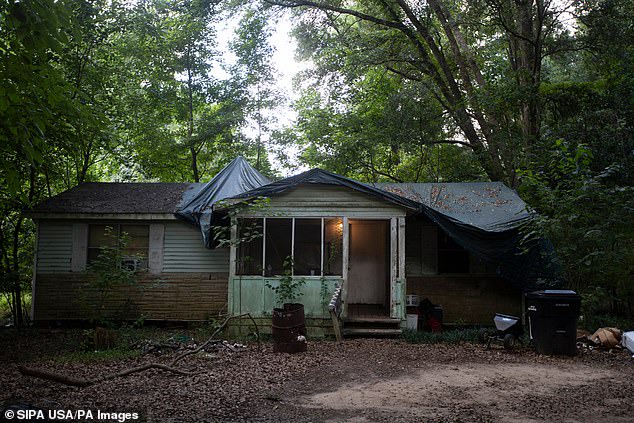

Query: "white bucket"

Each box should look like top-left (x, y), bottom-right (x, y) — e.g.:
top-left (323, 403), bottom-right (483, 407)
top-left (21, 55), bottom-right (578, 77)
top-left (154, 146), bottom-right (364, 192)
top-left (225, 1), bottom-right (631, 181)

top-left (406, 295), bottom-right (420, 307)
top-left (406, 314), bottom-right (418, 331)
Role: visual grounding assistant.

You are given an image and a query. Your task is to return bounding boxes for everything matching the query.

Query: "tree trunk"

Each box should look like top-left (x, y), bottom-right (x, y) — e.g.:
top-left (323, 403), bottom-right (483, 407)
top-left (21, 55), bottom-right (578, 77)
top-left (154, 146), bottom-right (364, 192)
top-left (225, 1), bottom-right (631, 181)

top-left (186, 42), bottom-right (199, 182)
top-left (12, 215), bottom-right (24, 327)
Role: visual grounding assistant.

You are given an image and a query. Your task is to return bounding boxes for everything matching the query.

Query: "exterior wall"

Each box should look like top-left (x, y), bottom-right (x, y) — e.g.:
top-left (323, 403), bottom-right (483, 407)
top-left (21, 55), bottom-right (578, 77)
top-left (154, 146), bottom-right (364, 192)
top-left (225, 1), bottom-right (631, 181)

top-left (405, 216), bottom-right (521, 324)
top-left (33, 272), bottom-right (228, 321)
top-left (407, 275), bottom-right (521, 325)
top-left (163, 221), bottom-right (229, 272)
top-left (228, 276), bottom-right (341, 318)
top-left (34, 219), bottom-right (230, 321)
top-left (236, 185), bottom-right (406, 218)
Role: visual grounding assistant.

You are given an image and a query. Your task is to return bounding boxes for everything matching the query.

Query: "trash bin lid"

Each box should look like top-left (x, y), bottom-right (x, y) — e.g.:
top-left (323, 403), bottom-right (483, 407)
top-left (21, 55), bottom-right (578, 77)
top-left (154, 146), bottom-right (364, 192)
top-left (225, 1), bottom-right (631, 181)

top-left (544, 290), bottom-right (577, 295)
top-left (526, 290), bottom-right (579, 298)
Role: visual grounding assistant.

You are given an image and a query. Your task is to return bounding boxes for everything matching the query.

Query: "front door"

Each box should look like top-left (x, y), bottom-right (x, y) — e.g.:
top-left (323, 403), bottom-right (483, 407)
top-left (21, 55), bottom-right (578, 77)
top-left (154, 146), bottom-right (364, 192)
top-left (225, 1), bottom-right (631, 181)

top-left (347, 220), bottom-right (388, 307)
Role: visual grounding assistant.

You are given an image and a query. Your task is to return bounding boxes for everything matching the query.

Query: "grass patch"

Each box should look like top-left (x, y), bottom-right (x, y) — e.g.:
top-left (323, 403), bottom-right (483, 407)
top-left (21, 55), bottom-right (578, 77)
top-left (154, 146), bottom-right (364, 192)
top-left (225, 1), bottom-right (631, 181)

top-left (402, 328), bottom-right (481, 344)
top-left (53, 348), bottom-right (140, 364)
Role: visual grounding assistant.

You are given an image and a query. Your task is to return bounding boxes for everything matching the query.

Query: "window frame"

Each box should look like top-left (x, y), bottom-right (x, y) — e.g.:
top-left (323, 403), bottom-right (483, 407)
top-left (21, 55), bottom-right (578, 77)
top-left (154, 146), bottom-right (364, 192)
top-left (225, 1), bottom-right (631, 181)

top-left (235, 217), bottom-right (343, 277)
top-left (87, 223), bottom-right (150, 271)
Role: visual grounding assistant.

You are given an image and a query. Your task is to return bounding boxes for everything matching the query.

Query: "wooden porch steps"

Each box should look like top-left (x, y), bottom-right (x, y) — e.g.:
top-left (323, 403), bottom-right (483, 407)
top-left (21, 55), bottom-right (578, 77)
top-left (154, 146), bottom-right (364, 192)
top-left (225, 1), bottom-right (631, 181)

top-left (342, 327), bottom-right (402, 337)
top-left (342, 316), bottom-right (402, 337)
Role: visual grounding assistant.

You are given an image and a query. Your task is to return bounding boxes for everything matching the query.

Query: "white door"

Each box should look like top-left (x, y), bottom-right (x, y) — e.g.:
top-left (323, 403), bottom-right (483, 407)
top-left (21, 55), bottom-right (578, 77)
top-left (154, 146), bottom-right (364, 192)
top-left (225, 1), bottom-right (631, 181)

top-left (347, 220), bottom-right (388, 304)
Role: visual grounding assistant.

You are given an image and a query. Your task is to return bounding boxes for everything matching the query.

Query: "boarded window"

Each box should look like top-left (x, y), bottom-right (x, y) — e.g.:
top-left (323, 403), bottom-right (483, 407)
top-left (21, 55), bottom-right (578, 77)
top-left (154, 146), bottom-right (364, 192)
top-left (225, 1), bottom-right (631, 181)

top-left (324, 218), bottom-right (343, 275)
top-left (236, 218), bottom-right (263, 275)
top-left (265, 218), bottom-right (292, 276)
top-left (87, 224), bottom-right (149, 270)
top-left (294, 219), bottom-right (322, 276)
top-left (437, 232), bottom-right (469, 274)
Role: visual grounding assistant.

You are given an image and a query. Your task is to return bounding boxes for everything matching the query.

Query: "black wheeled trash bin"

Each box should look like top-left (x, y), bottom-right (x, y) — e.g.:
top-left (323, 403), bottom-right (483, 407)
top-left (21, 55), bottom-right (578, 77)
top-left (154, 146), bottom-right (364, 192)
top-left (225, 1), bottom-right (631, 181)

top-left (525, 290), bottom-right (581, 356)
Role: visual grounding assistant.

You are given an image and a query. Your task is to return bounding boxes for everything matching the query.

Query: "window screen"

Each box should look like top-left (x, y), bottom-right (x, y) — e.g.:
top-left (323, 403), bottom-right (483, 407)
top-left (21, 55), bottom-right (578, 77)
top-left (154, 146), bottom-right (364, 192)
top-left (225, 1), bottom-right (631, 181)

top-left (294, 219), bottom-right (322, 276)
top-left (265, 218), bottom-right (292, 276)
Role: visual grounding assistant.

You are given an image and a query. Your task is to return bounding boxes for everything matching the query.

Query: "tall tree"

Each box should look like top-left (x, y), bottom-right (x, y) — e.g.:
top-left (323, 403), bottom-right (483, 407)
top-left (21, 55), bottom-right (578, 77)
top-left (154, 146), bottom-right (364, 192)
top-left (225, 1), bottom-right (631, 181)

top-left (265, 0), bottom-right (574, 186)
top-left (230, 6), bottom-right (281, 171)
top-left (1, 0), bottom-right (78, 325)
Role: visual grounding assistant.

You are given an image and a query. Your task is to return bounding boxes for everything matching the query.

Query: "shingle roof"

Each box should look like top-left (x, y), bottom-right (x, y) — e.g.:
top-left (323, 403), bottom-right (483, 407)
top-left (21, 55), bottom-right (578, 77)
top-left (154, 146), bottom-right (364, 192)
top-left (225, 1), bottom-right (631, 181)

top-left (30, 183), bottom-right (201, 214)
top-left (371, 182), bottom-right (530, 231)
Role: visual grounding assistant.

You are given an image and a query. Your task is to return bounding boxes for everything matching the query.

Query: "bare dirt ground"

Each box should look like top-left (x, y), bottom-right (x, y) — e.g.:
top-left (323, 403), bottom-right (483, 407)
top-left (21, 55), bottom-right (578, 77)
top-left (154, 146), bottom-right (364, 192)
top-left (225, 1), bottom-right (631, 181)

top-left (1, 329), bottom-right (633, 422)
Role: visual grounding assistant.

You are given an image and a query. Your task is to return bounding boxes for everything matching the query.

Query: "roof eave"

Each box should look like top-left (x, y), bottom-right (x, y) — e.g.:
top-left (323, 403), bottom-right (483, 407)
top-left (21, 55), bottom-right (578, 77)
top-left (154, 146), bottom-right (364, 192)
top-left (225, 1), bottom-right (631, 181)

top-left (27, 212), bottom-right (179, 221)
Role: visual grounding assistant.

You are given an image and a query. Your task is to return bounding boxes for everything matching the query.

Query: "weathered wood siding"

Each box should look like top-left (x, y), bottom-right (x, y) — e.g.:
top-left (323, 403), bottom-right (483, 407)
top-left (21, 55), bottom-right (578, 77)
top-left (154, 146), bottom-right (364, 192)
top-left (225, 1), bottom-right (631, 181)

top-left (163, 221), bottom-right (229, 272)
top-left (37, 222), bottom-right (73, 273)
top-left (407, 275), bottom-right (521, 324)
top-left (229, 276), bottom-right (341, 318)
top-left (238, 185), bottom-right (407, 218)
top-left (33, 272), bottom-right (228, 321)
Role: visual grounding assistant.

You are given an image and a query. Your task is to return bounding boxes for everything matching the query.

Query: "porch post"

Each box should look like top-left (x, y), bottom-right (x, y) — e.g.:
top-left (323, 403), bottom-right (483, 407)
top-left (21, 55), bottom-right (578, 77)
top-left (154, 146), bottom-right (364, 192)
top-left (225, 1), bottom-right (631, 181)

top-left (228, 217), bottom-right (237, 314)
top-left (341, 216), bottom-right (349, 318)
top-left (390, 217), bottom-right (398, 318)
top-left (398, 217), bottom-right (406, 320)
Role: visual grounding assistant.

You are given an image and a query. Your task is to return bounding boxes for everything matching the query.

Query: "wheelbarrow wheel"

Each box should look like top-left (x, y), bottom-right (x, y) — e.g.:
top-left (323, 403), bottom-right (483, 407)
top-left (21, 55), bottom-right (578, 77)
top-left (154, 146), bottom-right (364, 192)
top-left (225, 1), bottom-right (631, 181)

top-left (478, 328), bottom-right (492, 344)
top-left (503, 334), bottom-right (517, 350)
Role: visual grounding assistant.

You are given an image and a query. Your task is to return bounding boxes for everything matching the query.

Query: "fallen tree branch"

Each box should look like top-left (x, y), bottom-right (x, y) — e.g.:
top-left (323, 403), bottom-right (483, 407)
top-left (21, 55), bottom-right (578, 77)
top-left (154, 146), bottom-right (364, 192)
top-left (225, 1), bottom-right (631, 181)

top-left (19, 364), bottom-right (193, 388)
top-left (20, 313), bottom-right (260, 387)
top-left (170, 312), bottom-right (260, 366)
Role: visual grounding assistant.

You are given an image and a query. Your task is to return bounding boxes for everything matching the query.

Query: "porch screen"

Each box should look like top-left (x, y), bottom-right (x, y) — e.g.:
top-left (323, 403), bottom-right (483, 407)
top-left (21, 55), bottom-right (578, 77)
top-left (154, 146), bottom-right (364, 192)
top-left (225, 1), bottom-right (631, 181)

top-left (324, 218), bottom-right (343, 275)
top-left (265, 218), bottom-right (292, 276)
top-left (236, 218), bottom-right (263, 275)
top-left (294, 219), bottom-right (321, 276)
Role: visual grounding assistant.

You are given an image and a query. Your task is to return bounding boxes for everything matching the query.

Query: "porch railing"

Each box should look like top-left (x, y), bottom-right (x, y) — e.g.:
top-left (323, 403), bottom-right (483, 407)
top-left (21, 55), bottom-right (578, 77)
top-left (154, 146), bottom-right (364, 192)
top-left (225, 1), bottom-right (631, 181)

top-left (328, 283), bottom-right (343, 342)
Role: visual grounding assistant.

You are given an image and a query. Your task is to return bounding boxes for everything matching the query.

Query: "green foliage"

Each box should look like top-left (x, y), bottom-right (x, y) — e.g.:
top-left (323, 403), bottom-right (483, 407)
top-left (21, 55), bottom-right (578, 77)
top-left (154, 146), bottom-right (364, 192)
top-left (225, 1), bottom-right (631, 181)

top-left (319, 277), bottom-right (331, 316)
top-left (401, 328), bottom-right (482, 345)
top-left (84, 227), bottom-right (140, 324)
top-left (519, 139), bottom-right (634, 321)
top-left (266, 256), bottom-right (306, 305)
top-left (280, 70), bottom-right (485, 183)
top-left (55, 347), bottom-right (140, 363)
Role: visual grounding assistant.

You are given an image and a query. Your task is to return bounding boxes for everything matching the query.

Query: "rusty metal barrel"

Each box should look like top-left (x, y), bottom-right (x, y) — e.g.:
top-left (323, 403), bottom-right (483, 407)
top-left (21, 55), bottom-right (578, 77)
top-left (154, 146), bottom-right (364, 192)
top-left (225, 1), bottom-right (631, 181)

top-left (272, 303), bottom-right (307, 353)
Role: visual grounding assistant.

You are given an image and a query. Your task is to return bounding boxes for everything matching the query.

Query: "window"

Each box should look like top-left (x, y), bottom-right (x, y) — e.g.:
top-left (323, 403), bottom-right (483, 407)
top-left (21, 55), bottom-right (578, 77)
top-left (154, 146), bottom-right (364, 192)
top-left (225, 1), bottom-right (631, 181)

top-left (265, 219), bottom-right (292, 276)
top-left (236, 218), bottom-right (263, 275)
top-left (324, 218), bottom-right (343, 275)
top-left (235, 217), bottom-right (344, 277)
top-left (294, 219), bottom-right (322, 276)
top-left (437, 232), bottom-right (469, 274)
top-left (88, 224), bottom-right (149, 270)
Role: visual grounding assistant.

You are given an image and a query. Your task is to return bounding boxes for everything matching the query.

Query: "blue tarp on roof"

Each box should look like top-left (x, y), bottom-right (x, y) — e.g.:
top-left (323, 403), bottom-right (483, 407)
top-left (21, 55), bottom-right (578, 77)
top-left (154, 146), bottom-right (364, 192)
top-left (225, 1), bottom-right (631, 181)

top-left (175, 156), bottom-right (270, 248)
top-left (370, 182), bottom-right (560, 290)
top-left (371, 182), bottom-right (531, 232)
top-left (177, 162), bottom-right (560, 290)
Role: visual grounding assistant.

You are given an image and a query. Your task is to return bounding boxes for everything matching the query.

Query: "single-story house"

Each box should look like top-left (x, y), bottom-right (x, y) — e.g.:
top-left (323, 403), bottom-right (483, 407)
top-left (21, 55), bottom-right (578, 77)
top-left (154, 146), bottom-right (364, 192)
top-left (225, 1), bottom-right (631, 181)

top-left (28, 157), bottom-right (558, 335)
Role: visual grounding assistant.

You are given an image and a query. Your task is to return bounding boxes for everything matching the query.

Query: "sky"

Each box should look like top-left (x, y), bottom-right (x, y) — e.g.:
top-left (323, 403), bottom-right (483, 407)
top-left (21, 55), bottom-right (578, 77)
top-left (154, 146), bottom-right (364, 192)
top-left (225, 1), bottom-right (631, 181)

top-left (214, 10), bottom-right (308, 175)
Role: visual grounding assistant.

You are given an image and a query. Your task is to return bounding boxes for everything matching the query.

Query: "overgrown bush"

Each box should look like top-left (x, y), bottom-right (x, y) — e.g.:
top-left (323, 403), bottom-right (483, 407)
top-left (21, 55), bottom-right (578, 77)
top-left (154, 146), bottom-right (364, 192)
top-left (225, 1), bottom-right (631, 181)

top-left (519, 139), bottom-right (634, 325)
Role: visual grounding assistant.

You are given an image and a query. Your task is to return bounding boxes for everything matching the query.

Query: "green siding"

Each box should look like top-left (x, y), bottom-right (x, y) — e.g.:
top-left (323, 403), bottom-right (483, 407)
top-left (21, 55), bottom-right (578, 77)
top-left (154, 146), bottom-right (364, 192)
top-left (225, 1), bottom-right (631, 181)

top-left (237, 185), bottom-right (406, 218)
top-left (229, 276), bottom-right (341, 318)
top-left (37, 222), bottom-right (73, 273)
top-left (163, 221), bottom-right (229, 273)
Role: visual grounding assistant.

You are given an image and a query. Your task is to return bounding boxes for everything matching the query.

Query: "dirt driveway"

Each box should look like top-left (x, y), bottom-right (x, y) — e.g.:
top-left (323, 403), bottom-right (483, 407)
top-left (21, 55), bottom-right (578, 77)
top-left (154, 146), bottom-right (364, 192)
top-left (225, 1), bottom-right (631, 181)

top-left (2, 333), bottom-right (633, 422)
